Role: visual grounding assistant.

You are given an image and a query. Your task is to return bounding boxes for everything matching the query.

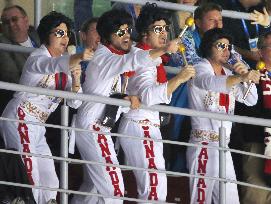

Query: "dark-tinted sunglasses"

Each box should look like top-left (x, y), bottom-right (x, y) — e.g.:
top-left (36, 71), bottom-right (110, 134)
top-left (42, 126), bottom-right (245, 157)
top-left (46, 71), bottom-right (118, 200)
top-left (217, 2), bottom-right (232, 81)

top-left (1, 16), bottom-right (24, 25)
top-left (115, 27), bottom-right (132, 37)
top-left (50, 29), bottom-right (71, 38)
top-left (215, 42), bottom-right (232, 51)
top-left (151, 25), bottom-right (170, 34)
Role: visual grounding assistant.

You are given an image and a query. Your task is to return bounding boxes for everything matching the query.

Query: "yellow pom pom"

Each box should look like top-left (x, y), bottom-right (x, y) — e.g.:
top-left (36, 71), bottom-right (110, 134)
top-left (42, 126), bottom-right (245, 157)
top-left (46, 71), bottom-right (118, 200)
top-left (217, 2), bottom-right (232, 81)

top-left (179, 44), bottom-right (186, 53)
top-left (256, 61), bottom-right (266, 70)
top-left (185, 17), bottom-right (194, 27)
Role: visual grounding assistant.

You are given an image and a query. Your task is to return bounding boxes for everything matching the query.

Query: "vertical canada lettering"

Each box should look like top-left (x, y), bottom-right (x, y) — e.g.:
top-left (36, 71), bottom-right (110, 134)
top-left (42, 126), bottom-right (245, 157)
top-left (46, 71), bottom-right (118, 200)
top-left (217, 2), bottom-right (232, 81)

top-left (93, 124), bottom-right (123, 197)
top-left (142, 125), bottom-right (158, 200)
top-left (197, 142), bottom-right (208, 203)
top-left (17, 107), bottom-right (34, 184)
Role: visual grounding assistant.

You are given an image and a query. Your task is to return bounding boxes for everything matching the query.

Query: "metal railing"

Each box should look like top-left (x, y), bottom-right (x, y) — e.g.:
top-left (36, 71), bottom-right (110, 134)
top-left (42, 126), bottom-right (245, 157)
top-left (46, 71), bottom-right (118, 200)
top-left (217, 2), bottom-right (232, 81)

top-left (1, 80), bottom-right (271, 204)
top-left (112, 0), bottom-right (271, 20)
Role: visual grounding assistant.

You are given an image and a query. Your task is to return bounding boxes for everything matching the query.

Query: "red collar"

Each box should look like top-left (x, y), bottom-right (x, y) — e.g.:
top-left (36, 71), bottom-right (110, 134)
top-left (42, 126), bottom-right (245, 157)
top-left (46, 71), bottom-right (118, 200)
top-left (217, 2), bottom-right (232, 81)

top-left (105, 44), bottom-right (135, 78)
top-left (136, 42), bottom-right (168, 83)
top-left (136, 42), bottom-right (170, 63)
top-left (105, 44), bottom-right (127, 55)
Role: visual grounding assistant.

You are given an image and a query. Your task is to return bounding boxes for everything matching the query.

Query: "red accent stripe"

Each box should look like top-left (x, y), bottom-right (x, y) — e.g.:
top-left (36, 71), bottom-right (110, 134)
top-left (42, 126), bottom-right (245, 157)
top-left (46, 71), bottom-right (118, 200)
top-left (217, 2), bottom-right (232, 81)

top-left (265, 159), bottom-right (271, 174)
top-left (55, 73), bottom-right (68, 90)
top-left (219, 69), bottom-right (229, 113)
top-left (136, 42), bottom-right (168, 83)
top-left (141, 125), bottom-right (158, 200)
top-left (62, 73), bottom-right (68, 90)
top-left (17, 107), bottom-right (35, 185)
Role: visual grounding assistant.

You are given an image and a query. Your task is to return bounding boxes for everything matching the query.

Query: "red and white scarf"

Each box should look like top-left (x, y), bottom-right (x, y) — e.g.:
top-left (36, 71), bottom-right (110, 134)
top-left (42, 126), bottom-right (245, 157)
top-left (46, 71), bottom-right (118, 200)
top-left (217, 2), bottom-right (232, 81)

top-left (136, 42), bottom-right (169, 83)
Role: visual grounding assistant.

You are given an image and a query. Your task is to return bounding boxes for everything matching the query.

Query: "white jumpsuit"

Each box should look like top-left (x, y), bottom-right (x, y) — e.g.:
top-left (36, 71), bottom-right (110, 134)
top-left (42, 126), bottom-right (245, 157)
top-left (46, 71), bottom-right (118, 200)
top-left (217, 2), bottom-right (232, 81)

top-left (71, 44), bottom-right (162, 204)
top-left (187, 59), bottom-right (258, 204)
top-left (118, 55), bottom-right (171, 202)
top-left (0, 45), bottom-right (82, 204)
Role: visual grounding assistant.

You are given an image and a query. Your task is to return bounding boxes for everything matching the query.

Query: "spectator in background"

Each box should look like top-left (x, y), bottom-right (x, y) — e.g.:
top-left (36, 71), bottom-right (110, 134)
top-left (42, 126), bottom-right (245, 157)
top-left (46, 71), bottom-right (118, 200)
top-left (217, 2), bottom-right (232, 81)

top-left (0, 5), bottom-right (40, 115)
top-left (67, 17), bottom-right (100, 84)
top-left (239, 31), bottom-right (271, 204)
top-left (79, 17), bottom-right (100, 51)
top-left (78, 17), bottom-right (100, 84)
top-left (169, 2), bottom-right (223, 66)
top-left (67, 17), bottom-right (101, 156)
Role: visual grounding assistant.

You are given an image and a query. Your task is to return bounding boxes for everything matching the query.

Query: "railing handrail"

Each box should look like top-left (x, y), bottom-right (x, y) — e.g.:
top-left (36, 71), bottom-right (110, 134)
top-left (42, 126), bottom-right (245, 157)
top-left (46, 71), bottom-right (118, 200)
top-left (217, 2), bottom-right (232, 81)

top-left (112, 0), bottom-right (271, 20)
top-left (1, 80), bottom-right (271, 127)
top-left (1, 147), bottom-right (271, 193)
top-left (1, 115), bottom-right (270, 161)
top-left (0, 43), bottom-right (35, 53)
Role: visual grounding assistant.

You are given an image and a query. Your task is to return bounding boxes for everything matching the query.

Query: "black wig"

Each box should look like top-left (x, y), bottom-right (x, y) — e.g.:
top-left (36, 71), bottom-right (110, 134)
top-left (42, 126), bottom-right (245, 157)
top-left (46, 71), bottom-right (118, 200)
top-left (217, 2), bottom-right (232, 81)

top-left (96, 9), bottom-right (133, 44)
top-left (199, 28), bottom-right (233, 58)
top-left (37, 11), bottom-right (73, 45)
top-left (136, 3), bottom-right (170, 40)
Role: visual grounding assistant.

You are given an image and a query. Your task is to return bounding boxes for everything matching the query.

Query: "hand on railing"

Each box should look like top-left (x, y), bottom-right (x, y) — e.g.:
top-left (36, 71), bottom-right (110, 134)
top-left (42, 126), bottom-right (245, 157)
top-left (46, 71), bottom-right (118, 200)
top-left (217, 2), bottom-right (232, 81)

top-left (124, 95), bottom-right (141, 110)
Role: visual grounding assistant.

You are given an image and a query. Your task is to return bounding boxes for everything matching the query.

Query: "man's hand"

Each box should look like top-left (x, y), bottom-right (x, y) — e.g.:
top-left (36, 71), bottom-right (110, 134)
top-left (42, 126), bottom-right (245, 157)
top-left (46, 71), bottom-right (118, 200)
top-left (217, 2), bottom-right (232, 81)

top-left (124, 95), bottom-right (141, 109)
top-left (176, 65), bottom-right (196, 83)
top-left (250, 7), bottom-right (270, 27)
top-left (81, 47), bottom-right (94, 61)
top-left (233, 61), bottom-right (249, 75)
top-left (71, 65), bottom-right (81, 92)
top-left (71, 66), bottom-right (82, 79)
top-left (240, 70), bottom-right (261, 84)
top-left (164, 39), bottom-right (180, 54)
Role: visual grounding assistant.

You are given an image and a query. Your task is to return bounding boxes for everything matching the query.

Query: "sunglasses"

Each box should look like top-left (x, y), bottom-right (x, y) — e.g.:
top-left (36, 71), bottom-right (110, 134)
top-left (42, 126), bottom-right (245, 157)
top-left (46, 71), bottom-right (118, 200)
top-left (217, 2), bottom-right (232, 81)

top-left (1, 16), bottom-right (24, 25)
top-left (50, 29), bottom-right (71, 38)
top-left (215, 42), bottom-right (232, 51)
top-left (115, 27), bottom-right (132, 37)
top-left (150, 25), bottom-right (170, 34)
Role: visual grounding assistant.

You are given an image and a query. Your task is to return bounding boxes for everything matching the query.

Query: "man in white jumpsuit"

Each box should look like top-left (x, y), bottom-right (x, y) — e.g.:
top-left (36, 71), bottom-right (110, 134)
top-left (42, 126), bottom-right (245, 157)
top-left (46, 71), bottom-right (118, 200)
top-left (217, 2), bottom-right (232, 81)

top-left (186, 28), bottom-right (261, 204)
top-left (117, 3), bottom-right (195, 202)
top-left (0, 11), bottom-right (93, 204)
top-left (71, 8), bottom-right (180, 204)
